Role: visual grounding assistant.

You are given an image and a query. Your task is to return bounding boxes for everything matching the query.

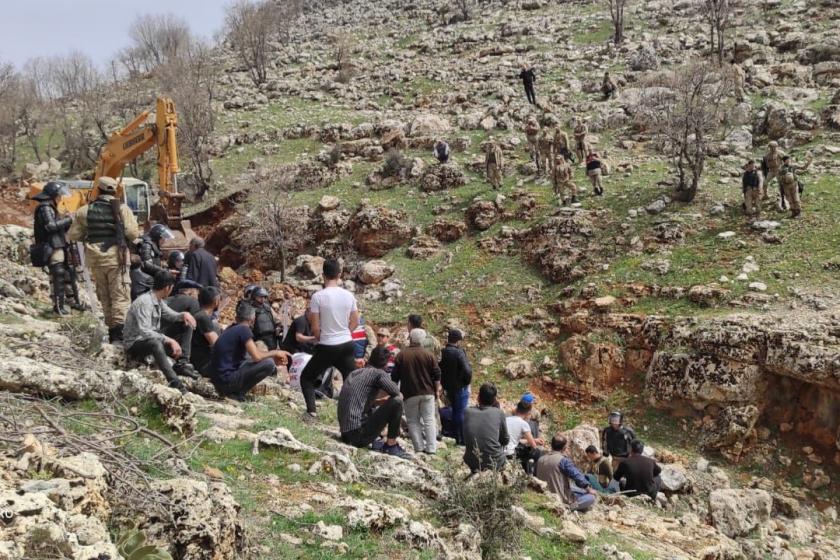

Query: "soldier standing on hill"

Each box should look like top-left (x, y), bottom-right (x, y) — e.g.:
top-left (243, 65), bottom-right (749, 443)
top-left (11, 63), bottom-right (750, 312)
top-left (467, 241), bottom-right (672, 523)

top-left (485, 140), bottom-right (504, 190)
top-left (525, 116), bottom-right (541, 171)
top-left (741, 160), bottom-right (763, 217)
top-left (573, 119), bottom-right (590, 163)
top-left (777, 154), bottom-right (812, 219)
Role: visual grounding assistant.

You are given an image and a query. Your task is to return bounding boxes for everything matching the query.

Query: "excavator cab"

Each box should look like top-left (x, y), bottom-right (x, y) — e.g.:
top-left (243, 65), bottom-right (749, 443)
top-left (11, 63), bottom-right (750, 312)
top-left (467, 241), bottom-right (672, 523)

top-left (28, 178), bottom-right (152, 225)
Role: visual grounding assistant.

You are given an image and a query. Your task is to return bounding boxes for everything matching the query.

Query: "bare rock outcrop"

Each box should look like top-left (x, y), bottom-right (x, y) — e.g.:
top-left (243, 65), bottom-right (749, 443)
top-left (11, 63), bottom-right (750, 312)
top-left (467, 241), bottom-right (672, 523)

top-left (349, 203), bottom-right (412, 257)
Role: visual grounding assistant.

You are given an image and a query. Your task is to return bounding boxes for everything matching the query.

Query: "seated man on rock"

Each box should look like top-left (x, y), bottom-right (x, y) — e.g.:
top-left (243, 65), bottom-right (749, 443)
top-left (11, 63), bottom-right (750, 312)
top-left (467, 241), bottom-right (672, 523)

top-left (535, 435), bottom-right (598, 513)
top-left (123, 271), bottom-right (199, 394)
top-left (505, 400), bottom-right (544, 475)
top-left (210, 304), bottom-right (290, 402)
top-left (337, 346), bottom-right (411, 458)
top-left (463, 383), bottom-right (509, 473)
top-left (584, 445), bottom-right (620, 493)
top-left (613, 439), bottom-right (662, 501)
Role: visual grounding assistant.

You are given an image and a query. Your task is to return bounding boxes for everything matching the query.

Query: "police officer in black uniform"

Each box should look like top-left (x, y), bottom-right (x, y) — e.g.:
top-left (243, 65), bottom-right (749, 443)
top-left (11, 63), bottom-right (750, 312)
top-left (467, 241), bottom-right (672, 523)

top-left (32, 182), bottom-right (82, 315)
top-left (130, 223), bottom-right (175, 300)
top-left (250, 286), bottom-right (279, 350)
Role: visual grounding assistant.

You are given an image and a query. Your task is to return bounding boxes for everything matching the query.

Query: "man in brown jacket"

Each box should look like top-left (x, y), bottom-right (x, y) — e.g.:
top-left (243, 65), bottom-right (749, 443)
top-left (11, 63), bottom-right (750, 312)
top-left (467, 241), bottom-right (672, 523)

top-left (392, 328), bottom-right (442, 454)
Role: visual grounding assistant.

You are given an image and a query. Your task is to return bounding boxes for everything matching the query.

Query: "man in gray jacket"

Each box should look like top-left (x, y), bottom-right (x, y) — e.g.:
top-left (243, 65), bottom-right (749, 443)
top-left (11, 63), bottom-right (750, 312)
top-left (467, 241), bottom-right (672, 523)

top-left (124, 271), bottom-right (198, 393)
top-left (463, 383), bottom-right (509, 472)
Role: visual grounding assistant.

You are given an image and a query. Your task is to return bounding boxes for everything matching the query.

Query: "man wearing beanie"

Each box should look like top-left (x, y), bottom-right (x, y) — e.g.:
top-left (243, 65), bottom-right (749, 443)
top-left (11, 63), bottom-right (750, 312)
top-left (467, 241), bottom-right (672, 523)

top-left (439, 328), bottom-right (472, 445)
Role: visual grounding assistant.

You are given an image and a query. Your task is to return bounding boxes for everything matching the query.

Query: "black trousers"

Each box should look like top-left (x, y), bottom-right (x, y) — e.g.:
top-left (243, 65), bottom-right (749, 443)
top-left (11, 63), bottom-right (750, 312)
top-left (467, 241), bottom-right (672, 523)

top-left (163, 321), bottom-right (193, 362)
top-left (341, 396), bottom-right (404, 448)
top-left (215, 358), bottom-right (276, 397)
top-left (127, 324), bottom-right (192, 385)
top-left (524, 83), bottom-right (536, 104)
top-left (300, 341), bottom-right (357, 414)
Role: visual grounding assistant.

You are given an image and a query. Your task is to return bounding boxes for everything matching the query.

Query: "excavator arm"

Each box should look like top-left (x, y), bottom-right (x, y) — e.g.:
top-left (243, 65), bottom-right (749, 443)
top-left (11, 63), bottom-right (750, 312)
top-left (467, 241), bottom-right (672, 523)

top-left (91, 97), bottom-right (186, 231)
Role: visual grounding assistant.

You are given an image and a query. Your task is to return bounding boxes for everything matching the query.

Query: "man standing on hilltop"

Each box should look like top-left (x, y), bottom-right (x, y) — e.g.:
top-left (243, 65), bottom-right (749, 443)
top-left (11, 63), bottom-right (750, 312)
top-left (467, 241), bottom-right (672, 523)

top-left (519, 63), bottom-right (537, 105)
top-left (298, 259), bottom-right (360, 422)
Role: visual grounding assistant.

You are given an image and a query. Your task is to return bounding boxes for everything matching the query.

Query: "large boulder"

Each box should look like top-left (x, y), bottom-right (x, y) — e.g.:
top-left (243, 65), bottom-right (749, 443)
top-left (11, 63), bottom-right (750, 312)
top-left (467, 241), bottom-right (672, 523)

top-left (465, 200), bottom-right (499, 231)
top-left (295, 255), bottom-right (326, 281)
top-left (349, 204), bottom-right (412, 257)
top-left (517, 212), bottom-right (595, 283)
top-left (141, 478), bottom-right (245, 559)
top-left (420, 164), bottom-right (467, 192)
top-left (428, 218), bottom-right (467, 243)
top-left (559, 334), bottom-right (625, 388)
top-left (409, 114), bottom-right (451, 137)
top-left (709, 489), bottom-right (772, 537)
top-left (0, 225), bottom-right (32, 265)
top-left (559, 424), bottom-right (600, 466)
top-left (358, 260), bottom-right (395, 284)
top-left (309, 198), bottom-right (351, 243)
top-left (628, 45), bottom-right (659, 71)
top-left (406, 235), bottom-right (442, 260)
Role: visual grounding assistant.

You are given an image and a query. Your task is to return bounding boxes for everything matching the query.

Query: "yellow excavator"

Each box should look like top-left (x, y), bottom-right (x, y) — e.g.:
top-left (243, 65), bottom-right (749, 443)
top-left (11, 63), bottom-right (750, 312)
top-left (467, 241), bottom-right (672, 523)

top-left (27, 97), bottom-right (195, 251)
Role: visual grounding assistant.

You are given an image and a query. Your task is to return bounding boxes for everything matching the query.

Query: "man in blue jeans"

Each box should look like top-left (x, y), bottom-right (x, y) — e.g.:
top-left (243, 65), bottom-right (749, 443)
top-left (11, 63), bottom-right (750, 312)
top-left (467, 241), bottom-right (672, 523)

top-left (439, 329), bottom-right (472, 445)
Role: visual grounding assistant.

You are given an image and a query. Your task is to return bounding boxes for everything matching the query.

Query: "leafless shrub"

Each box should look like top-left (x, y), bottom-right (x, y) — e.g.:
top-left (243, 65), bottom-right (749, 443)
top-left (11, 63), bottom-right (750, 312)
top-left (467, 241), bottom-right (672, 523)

top-left (637, 60), bottom-right (736, 202)
top-left (128, 13), bottom-right (190, 70)
top-left (158, 39), bottom-right (219, 200)
top-left (225, 0), bottom-right (300, 85)
top-left (382, 148), bottom-right (407, 178)
top-left (235, 167), bottom-right (310, 280)
top-left (703, 0), bottom-right (733, 64)
top-left (606, 0), bottom-right (629, 44)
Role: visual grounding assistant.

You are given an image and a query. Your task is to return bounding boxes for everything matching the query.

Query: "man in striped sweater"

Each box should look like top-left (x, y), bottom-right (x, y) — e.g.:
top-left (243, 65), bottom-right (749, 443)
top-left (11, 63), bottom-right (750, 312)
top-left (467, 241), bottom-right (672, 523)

top-left (337, 346), bottom-right (411, 458)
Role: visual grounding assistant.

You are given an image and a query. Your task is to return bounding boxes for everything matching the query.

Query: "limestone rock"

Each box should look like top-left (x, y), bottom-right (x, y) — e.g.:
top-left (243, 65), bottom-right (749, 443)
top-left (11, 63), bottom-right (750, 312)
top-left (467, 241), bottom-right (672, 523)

top-left (559, 334), bottom-right (624, 388)
top-left (308, 453), bottom-right (360, 483)
top-left (295, 255), bottom-right (326, 281)
top-left (659, 464), bottom-right (690, 493)
top-left (465, 199), bottom-right (499, 231)
top-left (340, 498), bottom-right (409, 531)
top-left (428, 218), bottom-right (467, 243)
top-left (504, 359), bottom-right (534, 379)
top-left (358, 260), bottom-right (396, 284)
top-left (420, 163), bottom-right (466, 192)
top-left (709, 489), bottom-right (772, 537)
top-left (559, 424), bottom-right (600, 466)
top-left (409, 114), bottom-right (451, 137)
top-left (253, 427), bottom-right (321, 454)
top-left (349, 204), bottom-right (412, 257)
top-left (629, 45), bottom-right (659, 71)
top-left (406, 235), bottom-right (442, 260)
top-left (312, 521), bottom-right (343, 541)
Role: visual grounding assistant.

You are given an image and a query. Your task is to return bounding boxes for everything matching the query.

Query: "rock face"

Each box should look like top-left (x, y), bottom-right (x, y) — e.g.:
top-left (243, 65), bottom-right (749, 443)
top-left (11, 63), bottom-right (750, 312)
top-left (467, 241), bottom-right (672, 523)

top-left (559, 424), bottom-right (600, 466)
top-left (518, 212), bottom-right (595, 283)
top-left (559, 334), bottom-right (625, 388)
top-left (709, 489), bottom-right (772, 537)
top-left (629, 45), bottom-right (659, 71)
top-left (349, 204), bottom-right (412, 257)
top-left (420, 163), bottom-right (467, 192)
top-left (142, 478), bottom-right (245, 560)
top-left (309, 199), bottom-right (351, 243)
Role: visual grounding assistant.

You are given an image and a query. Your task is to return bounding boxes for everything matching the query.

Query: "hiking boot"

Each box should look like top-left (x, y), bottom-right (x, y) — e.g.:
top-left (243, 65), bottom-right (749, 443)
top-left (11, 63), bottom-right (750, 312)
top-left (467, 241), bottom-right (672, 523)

top-left (174, 361), bottom-right (200, 379)
top-left (108, 324), bottom-right (124, 343)
top-left (169, 380), bottom-right (188, 395)
top-left (380, 442), bottom-right (412, 459)
top-left (790, 209), bottom-right (801, 219)
top-left (370, 438), bottom-right (386, 451)
top-left (53, 299), bottom-right (70, 317)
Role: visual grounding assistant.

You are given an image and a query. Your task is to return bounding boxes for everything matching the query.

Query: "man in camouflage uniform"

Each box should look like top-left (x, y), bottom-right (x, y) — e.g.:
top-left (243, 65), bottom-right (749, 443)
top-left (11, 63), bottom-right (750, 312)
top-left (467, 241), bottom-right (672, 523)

top-left (554, 128), bottom-right (574, 162)
top-left (777, 154), bottom-right (812, 219)
top-left (601, 71), bottom-right (617, 100)
top-left (525, 116), bottom-right (541, 171)
top-left (553, 153), bottom-right (578, 206)
top-left (485, 140), bottom-right (504, 190)
top-left (68, 176), bottom-right (139, 342)
top-left (741, 160), bottom-right (763, 217)
top-left (573, 119), bottom-right (590, 163)
top-left (762, 141), bottom-right (785, 204)
top-left (537, 129), bottom-right (554, 175)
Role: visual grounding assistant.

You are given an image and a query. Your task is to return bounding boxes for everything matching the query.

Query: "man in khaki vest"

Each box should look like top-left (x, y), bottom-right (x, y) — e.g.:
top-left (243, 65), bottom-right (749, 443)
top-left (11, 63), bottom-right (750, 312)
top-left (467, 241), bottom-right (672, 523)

top-left (68, 176), bottom-right (139, 342)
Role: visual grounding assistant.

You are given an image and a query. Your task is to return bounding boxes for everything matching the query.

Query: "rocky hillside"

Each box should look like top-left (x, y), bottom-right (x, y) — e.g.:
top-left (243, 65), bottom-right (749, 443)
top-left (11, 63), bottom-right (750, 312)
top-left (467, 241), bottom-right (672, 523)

top-left (2, 0), bottom-right (840, 557)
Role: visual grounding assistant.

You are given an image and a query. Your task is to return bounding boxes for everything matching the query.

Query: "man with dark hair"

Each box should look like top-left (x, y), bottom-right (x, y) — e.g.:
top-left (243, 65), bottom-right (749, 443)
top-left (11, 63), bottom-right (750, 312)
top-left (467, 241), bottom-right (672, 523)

top-left (584, 445), bottom-right (618, 493)
top-left (602, 411), bottom-right (636, 471)
top-left (184, 237), bottom-right (220, 288)
top-left (462, 383), bottom-right (509, 472)
top-left (406, 314), bottom-right (440, 354)
top-left (506, 400), bottom-right (544, 474)
top-left (281, 308), bottom-right (316, 355)
top-left (337, 346), bottom-right (410, 458)
top-left (192, 286), bottom-right (222, 376)
top-left (519, 63), bottom-right (536, 105)
top-left (299, 259), bottom-right (360, 421)
top-left (210, 304), bottom-right (290, 401)
top-left (440, 328), bottom-right (472, 445)
top-left (123, 271), bottom-right (198, 393)
top-left (613, 439), bottom-right (662, 501)
top-left (742, 160), bottom-right (763, 216)
top-left (535, 435), bottom-right (597, 512)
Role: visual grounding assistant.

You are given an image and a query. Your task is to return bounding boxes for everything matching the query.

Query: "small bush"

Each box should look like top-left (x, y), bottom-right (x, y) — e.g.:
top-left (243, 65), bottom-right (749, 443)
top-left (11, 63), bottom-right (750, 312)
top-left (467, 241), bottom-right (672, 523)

top-left (382, 148), bottom-right (407, 178)
top-left (436, 466), bottom-right (525, 560)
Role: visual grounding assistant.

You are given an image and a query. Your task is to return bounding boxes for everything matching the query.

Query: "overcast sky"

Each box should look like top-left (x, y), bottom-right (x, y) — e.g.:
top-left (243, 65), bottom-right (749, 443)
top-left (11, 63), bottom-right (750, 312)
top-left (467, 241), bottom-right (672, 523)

top-left (2, 0), bottom-right (229, 68)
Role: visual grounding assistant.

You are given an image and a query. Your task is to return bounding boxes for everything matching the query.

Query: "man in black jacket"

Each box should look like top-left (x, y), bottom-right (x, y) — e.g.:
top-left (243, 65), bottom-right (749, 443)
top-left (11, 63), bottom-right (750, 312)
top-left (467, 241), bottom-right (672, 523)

top-left (601, 411), bottom-right (636, 471)
top-left (439, 329), bottom-right (472, 445)
top-left (131, 224), bottom-right (174, 300)
top-left (32, 182), bottom-right (81, 315)
top-left (250, 286), bottom-right (279, 350)
top-left (519, 64), bottom-right (537, 105)
top-left (613, 439), bottom-right (662, 501)
top-left (184, 237), bottom-right (219, 288)
top-left (742, 160), bottom-right (762, 216)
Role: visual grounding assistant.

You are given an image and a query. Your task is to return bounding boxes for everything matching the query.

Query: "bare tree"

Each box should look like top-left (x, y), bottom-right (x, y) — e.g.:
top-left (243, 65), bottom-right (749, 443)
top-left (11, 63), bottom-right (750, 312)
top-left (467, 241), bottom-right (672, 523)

top-left (158, 39), bottom-right (218, 200)
top-left (0, 61), bottom-right (21, 171)
top-left (225, 0), bottom-right (281, 85)
top-left (703, 0), bottom-right (732, 64)
top-left (637, 60), bottom-right (736, 202)
top-left (606, 0), bottom-right (629, 44)
top-left (332, 32), bottom-right (355, 83)
top-left (128, 13), bottom-right (190, 69)
top-left (456, 0), bottom-right (472, 22)
top-left (235, 167), bottom-right (309, 280)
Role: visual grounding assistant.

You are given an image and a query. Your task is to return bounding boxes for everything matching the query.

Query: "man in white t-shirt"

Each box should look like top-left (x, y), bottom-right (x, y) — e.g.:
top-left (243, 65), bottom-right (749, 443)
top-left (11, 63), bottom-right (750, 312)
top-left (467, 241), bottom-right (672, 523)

top-left (299, 259), bottom-right (360, 420)
top-left (505, 400), bottom-right (545, 474)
